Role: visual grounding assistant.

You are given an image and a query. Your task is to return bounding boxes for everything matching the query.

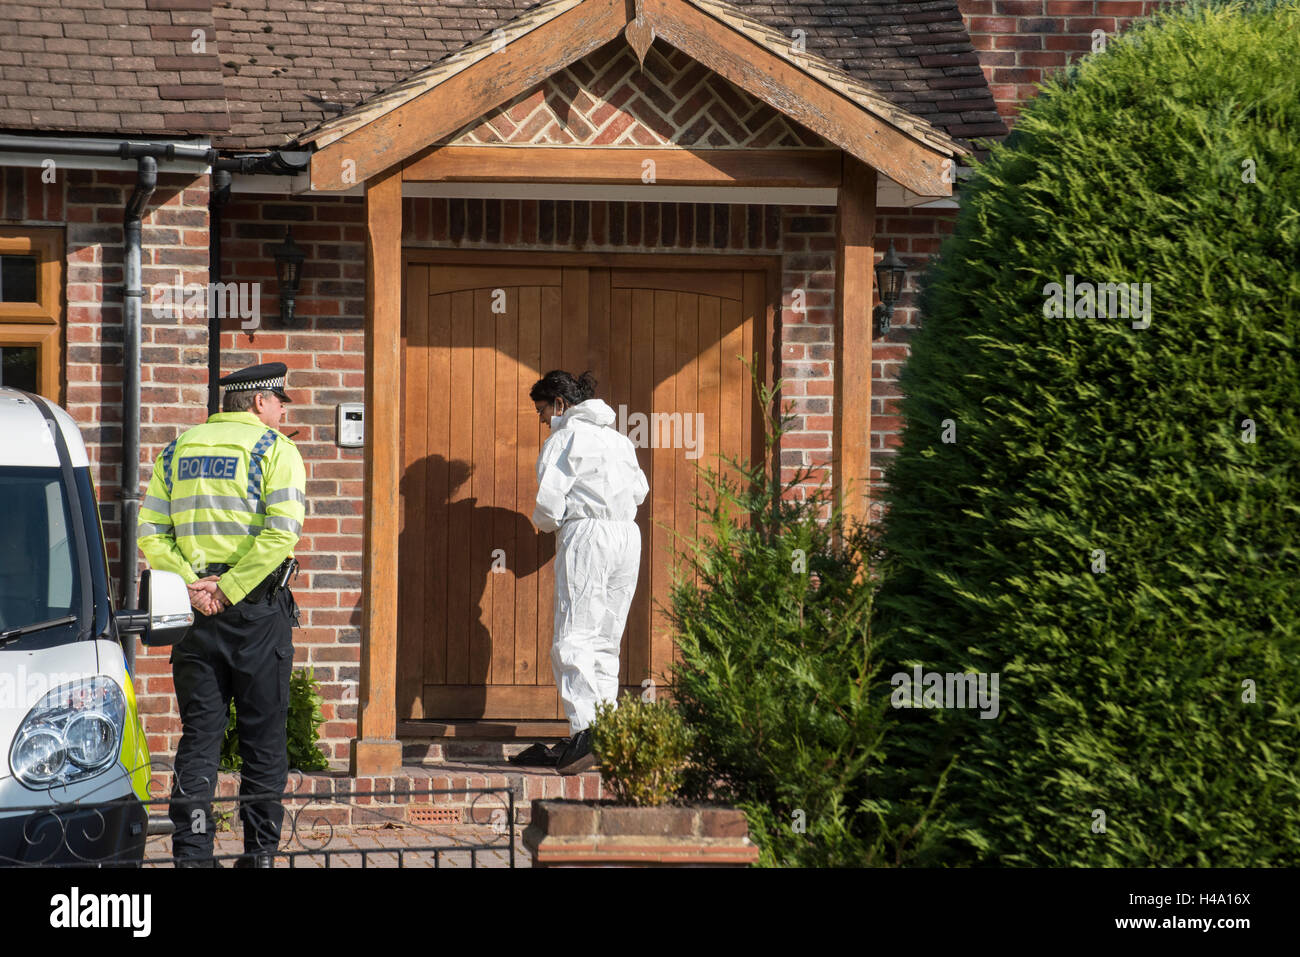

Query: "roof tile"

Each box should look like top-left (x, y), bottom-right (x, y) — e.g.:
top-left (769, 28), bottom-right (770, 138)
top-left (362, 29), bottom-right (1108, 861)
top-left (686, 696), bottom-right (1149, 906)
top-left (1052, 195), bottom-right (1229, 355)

top-left (0, 0), bottom-right (1002, 150)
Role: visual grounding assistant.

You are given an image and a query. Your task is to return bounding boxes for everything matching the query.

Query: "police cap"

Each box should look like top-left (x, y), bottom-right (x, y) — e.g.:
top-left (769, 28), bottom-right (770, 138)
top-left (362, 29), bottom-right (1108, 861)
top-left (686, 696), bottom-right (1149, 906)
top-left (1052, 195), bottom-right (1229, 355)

top-left (218, 362), bottom-right (292, 403)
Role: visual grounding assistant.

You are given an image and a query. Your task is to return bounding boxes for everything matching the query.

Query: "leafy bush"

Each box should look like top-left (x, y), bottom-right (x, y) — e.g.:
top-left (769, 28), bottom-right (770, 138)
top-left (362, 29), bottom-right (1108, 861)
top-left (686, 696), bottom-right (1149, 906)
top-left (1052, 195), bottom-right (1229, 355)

top-left (220, 667), bottom-right (331, 773)
top-left (591, 695), bottom-right (694, 807)
top-left (667, 367), bottom-right (944, 867)
top-left (872, 0), bottom-right (1300, 865)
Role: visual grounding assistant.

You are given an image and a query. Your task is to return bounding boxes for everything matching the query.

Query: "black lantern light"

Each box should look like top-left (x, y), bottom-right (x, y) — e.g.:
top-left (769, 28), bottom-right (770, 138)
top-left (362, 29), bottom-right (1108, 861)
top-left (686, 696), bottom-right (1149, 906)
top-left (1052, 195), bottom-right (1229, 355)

top-left (873, 241), bottom-right (907, 338)
top-left (271, 227), bottom-right (305, 325)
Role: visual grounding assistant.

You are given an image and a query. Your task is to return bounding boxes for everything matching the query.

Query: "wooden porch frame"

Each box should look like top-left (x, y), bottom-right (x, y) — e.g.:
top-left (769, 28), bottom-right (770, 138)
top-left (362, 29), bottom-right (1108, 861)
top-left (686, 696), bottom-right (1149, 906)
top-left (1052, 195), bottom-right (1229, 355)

top-left (403, 147), bottom-right (843, 189)
top-left (309, 0), bottom-right (958, 196)
top-left (834, 156), bottom-right (876, 539)
top-left (346, 9), bottom-right (886, 777)
top-left (351, 163), bottom-right (404, 776)
top-left (311, 0), bottom-right (629, 191)
top-left (643, 0), bottom-right (950, 195)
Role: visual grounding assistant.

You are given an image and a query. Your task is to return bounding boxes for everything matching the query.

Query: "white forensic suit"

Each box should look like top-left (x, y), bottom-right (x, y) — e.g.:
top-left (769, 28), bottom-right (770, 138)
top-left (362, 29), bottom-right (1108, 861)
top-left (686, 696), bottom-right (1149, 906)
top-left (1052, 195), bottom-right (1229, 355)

top-left (532, 398), bottom-right (649, 734)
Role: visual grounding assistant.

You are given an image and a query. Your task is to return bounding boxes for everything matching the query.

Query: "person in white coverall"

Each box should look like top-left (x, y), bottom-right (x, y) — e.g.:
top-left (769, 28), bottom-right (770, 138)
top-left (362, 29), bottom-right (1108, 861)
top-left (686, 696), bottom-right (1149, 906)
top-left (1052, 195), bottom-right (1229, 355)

top-left (522, 369), bottom-right (648, 774)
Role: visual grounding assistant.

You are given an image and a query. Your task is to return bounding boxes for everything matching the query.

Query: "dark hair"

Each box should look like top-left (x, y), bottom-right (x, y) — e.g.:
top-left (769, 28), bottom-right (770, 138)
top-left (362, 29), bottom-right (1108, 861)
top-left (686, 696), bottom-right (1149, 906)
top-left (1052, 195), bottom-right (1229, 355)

top-left (529, 369), bottom-right (597, 406)
top-left (222, 389), bottom-right (264, 413)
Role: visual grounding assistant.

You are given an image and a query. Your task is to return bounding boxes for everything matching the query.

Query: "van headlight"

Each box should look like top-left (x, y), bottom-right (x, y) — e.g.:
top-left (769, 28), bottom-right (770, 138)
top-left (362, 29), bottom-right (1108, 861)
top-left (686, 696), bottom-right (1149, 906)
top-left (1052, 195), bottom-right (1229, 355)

top-left (9, 676), bottom-right (125, 788)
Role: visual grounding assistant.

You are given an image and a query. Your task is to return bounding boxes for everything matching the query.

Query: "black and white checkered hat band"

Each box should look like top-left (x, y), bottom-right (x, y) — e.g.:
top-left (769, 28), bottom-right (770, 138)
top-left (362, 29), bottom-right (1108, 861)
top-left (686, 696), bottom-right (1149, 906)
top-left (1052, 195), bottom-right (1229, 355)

top-left (226, 377), bottom-right (284, 392)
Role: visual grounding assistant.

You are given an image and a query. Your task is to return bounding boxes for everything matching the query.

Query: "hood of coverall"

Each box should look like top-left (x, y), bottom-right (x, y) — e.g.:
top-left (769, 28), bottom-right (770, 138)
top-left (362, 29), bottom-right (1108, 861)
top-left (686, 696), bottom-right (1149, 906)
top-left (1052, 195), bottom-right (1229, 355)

top-left (552, 398), bottom-right (616, 431)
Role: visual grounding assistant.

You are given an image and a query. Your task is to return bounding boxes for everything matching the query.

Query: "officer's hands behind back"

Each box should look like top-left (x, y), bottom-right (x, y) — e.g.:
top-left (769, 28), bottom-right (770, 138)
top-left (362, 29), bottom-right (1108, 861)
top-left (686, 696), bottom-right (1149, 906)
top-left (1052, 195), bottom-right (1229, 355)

top-left (187, 576), bottom-right (230, 616)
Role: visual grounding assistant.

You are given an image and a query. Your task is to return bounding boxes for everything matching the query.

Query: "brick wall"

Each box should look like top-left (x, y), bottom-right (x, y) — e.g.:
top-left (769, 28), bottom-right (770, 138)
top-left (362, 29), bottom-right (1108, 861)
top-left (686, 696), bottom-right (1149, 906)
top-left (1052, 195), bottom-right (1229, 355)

top-left (2, 172), bottom-right (954, 761)
top-left (870, 208), bottom-right (962, 515)
top-left (958, 0), bottom-right (1173, 126)
top-left (213, 192), bottom-right (368, 758)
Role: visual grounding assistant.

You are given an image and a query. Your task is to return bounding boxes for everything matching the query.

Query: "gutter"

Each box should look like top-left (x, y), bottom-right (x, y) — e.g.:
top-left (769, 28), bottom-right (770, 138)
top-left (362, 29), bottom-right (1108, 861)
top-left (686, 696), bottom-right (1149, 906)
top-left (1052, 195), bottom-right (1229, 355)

top-left (0, 133), bottom-right (309, 672)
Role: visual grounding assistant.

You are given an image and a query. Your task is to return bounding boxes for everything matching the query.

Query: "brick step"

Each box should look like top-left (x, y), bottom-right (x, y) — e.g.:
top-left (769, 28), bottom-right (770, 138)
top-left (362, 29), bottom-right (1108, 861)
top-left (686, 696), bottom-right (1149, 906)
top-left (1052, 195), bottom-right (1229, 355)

top-left (148, 761), bottom-right (604, 829)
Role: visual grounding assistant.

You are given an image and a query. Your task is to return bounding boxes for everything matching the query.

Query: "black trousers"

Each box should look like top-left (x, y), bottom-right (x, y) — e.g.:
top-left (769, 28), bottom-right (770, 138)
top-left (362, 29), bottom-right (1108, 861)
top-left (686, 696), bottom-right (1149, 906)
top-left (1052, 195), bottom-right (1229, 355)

top-left (169, 587), bottom-right (296, 860)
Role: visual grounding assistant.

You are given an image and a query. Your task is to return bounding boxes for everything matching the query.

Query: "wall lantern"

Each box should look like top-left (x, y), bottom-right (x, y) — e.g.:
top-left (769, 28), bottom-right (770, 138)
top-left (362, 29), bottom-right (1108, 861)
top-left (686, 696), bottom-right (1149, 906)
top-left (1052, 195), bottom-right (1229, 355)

top-left (873, 241), bottom-right (907, 338)
top-left (271, 228), bottom-right (306, 325)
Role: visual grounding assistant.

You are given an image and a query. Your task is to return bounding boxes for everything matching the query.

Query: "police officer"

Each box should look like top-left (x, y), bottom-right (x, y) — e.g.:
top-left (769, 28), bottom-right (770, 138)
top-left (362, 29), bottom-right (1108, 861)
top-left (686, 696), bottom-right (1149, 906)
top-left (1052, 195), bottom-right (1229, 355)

top-left (138, 362), bottom-right (306, 868)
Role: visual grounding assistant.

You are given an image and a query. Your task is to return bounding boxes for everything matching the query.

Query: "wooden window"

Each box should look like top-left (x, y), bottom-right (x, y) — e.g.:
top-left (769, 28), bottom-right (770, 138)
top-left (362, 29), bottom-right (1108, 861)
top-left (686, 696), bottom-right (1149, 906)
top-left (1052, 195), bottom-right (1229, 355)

top-left (0, 227), bottom-right (63, 400)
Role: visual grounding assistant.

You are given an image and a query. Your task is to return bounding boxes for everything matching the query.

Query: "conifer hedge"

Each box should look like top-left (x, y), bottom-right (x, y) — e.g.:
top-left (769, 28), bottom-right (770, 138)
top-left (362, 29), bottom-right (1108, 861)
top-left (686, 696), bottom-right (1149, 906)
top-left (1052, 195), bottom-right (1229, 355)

top-left (872, 0), bottom-right (1300, 865)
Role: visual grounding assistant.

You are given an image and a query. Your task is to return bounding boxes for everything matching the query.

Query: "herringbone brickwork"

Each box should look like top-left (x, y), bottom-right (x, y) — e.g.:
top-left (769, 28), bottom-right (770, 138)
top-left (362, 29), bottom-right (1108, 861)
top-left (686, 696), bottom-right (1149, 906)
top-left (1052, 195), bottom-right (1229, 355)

top-left (447, 42), bottom-right (828, 149)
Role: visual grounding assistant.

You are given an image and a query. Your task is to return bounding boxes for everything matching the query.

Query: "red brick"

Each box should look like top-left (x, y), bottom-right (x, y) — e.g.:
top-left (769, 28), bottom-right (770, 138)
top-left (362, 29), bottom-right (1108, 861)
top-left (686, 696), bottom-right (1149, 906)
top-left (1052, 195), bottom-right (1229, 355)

top-left (996, 0), bottom-right (1045, 12)
top-left (992, 67), bottom-right (1044, 83)
top-left (995, 35), bottom-right (1043, 49)
top-left (1022, 51), bottom-right (1069, 66)
top-left (969, 15), bottom-right (1020, 31)
top-left (1046, 34), bottom-right (1096, 50)
top-left (1066, 17), bottom-right (1118, 30)
top-left (700, 809), bottom-right (750, 838)
top-left (599, 806), bottom-right (695, 837)
top-left (1103, 1), bottom-right (1149, 14)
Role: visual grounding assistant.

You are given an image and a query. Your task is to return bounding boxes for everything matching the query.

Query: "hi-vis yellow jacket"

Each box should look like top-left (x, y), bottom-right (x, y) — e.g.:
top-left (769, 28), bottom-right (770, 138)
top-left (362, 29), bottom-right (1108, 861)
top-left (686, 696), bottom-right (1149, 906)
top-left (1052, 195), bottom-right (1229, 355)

top-left (137, 411), bottom-right (306, 605)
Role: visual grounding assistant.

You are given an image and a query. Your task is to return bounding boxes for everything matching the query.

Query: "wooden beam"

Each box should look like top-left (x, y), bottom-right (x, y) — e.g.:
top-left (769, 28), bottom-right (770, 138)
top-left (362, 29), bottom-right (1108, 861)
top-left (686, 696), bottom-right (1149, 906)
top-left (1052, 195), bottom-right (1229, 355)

top-left (833, 156), bottom-right (876, 543)
top-left (398, 720), bottom-right (574, 739)
top-left (645, 0), bottom-right (950, 196)
top-left (403, 146), bottom-right (843, 188)
top-left (310, 0), bottom-right (628, 191)
top-left (351, 164), bottom-right (404, 776)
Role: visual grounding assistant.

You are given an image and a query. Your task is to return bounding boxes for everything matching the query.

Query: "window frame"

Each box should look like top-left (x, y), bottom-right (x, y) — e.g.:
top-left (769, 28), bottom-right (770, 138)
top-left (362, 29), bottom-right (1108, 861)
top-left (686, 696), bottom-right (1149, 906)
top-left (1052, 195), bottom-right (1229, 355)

top-left (0, 226), bottom-right (64, 400)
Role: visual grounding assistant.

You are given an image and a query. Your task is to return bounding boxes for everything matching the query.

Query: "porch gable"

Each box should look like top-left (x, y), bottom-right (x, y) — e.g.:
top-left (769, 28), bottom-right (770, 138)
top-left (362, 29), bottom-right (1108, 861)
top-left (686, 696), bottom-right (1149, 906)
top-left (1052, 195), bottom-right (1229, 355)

top-left (304, 0), bottom-right (967, 196)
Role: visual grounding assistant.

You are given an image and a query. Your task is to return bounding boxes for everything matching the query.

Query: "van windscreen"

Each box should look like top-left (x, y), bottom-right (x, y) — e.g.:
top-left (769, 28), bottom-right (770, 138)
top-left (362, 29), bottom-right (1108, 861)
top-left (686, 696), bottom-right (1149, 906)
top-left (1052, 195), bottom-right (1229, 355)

top-left (0, 466), bottom-right (82, 634)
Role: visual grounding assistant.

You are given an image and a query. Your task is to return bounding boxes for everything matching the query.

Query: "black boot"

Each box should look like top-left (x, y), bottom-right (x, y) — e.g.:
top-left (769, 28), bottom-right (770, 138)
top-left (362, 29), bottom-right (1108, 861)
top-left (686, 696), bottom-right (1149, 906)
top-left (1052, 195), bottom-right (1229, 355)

top-left (555, 729), bottom-right (595, 775)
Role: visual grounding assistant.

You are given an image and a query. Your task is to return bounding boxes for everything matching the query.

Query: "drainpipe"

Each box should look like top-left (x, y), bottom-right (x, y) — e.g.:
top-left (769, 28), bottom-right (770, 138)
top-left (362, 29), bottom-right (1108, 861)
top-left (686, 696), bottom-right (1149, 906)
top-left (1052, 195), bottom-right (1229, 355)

top-left (120, 153), bottom-right (157, 672)
top-left (208, 167), bottom-right (232, 415)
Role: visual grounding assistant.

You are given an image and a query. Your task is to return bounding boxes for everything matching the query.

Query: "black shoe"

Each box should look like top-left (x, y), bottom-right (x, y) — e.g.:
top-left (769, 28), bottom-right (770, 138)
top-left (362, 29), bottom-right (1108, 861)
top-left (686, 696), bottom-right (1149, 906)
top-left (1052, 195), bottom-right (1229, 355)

top-left (234, 851), bottom-right (275, 869)
top-left (545, 739), bottom-right (569, 764)
top-left (509, 741), bottom-right (562, 767)
top-left (175, 857), bottom-right (221, 868)
top-left (555, 729), bottom-right (595, 775)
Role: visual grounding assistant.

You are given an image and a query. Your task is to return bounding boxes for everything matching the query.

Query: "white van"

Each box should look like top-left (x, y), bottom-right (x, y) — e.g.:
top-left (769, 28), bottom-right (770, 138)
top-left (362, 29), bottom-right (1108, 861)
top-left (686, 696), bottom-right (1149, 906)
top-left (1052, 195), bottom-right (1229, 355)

top-left (0, 388), bottom-right (191, 866)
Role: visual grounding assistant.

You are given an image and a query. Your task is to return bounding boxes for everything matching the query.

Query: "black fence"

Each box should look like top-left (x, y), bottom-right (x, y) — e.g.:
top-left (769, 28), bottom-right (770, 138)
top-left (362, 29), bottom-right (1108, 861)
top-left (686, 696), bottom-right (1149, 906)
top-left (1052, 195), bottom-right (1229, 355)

top-left (0, 765), bottom-right (519, 869)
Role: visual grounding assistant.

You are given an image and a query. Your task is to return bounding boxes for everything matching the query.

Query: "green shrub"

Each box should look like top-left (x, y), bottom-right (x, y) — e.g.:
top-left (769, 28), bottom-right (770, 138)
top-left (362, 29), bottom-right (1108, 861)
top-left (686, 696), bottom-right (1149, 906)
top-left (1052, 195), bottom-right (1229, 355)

top-left (667, 365), bottom-right (945, 867)
top-left (220, 667), bottom-right (331, 773)
top-left (872, 0), bottom-right (1300, 865)
top-left (591, 695), bottom-right (694, 807)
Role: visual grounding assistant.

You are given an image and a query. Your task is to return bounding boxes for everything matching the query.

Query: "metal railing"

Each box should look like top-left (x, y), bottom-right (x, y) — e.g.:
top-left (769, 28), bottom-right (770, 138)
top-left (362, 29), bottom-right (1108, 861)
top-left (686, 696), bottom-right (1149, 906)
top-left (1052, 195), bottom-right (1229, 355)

top-left (0, 763), bottom-right (519, 869)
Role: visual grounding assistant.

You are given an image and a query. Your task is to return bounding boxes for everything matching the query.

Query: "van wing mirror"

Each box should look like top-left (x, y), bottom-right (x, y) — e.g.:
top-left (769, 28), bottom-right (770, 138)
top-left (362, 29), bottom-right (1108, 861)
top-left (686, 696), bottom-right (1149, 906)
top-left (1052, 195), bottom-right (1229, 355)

top-left (120, 569), bottom-right (194, 646)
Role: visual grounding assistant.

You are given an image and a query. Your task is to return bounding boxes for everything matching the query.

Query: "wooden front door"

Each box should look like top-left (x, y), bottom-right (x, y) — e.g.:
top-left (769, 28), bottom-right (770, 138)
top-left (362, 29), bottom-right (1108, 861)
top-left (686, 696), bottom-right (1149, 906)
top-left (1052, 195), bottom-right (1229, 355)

top-left (398, 253), bottom-right (771, 722)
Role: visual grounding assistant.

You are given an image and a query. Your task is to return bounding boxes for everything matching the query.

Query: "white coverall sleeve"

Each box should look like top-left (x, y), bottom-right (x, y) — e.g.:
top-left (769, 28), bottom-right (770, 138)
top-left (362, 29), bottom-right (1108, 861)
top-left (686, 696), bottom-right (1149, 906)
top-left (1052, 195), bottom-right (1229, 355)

top-left (533, 433), bottom-right (576, 532)
top-left (628, 445), bottom-right (648, 506)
